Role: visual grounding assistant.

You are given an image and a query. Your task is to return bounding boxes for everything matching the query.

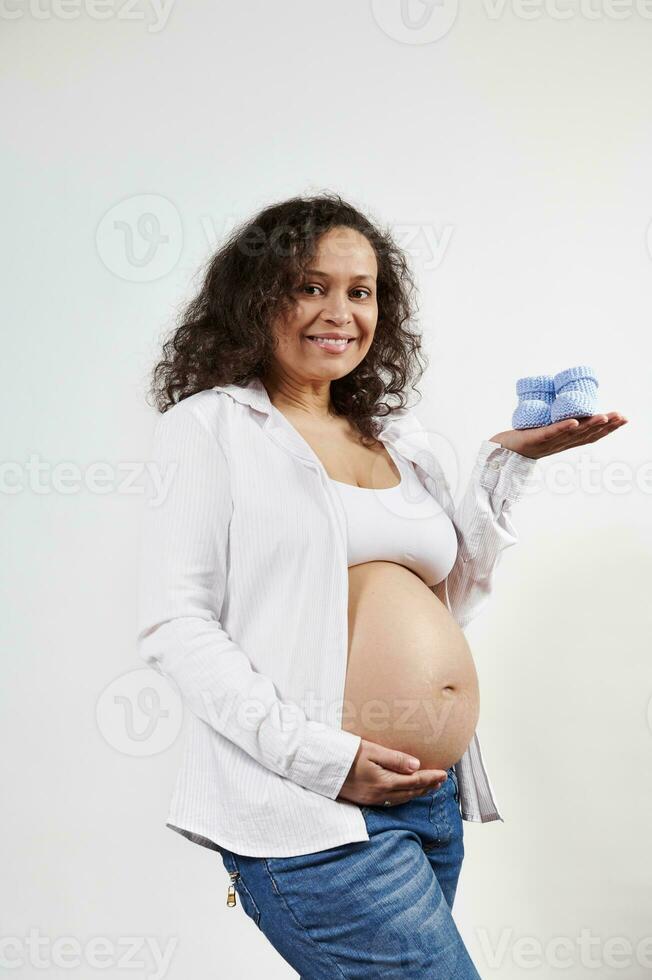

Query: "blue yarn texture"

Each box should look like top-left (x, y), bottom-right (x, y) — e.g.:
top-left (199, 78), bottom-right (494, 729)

top-left (512, 365), bottom-right (599, 428)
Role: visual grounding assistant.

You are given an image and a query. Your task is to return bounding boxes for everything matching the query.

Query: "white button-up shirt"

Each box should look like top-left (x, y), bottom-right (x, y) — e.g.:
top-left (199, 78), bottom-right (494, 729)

top-left (136, 377), bottom-right (538, 857)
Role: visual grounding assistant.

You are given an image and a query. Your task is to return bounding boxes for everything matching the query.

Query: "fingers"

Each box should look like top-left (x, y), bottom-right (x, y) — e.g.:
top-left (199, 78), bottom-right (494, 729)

top-left (378, 769), bottom-right (448, 806)
top-left (540, 418), bottom-right (601, 453)
top-left (359, 746), bottom-right (451, 805)
top-left (381, 779), bottom-right (447, 806)
top-left (384, 749), bottom-right (423, 773)
top-left (391, 770), bottom-right (448, 791)
top-left (362, 744), bottom-right (421, 774)
top-left (520, 419), bottom-right (583, 456)
top-left (537, 413), bottom-right (628, 456)
top-left (581, 414), bottom-right (628, 443)
top-left (558, 413), bottom-right (627, 450)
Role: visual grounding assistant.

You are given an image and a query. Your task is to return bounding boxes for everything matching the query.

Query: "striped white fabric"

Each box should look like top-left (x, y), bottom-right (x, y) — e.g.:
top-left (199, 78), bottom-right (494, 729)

top-left (136, 377), bottom-right (538, 857)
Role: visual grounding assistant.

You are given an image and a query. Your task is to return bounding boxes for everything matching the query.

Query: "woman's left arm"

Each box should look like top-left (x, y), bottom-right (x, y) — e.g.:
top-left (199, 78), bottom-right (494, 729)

top-left (436, 411), bottom-right (628, 630)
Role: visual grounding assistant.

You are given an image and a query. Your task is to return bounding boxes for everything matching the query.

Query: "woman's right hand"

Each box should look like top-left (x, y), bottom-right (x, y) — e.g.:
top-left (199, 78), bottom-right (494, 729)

top-left (336, 738), bottom-right (448, 807)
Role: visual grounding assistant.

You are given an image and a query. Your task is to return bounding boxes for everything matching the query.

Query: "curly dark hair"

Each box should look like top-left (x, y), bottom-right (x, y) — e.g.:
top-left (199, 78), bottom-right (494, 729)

top-left (148, 191), bottom-right (428, 443)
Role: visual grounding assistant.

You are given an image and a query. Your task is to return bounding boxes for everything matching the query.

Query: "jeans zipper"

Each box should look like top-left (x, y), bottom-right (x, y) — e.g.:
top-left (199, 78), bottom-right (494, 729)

top-left (227, 870), bottom-right (240, 907)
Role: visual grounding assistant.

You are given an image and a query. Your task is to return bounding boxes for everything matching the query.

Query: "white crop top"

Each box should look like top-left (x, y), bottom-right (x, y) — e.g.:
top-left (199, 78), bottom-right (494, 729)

top-left (329, 445), bottom-right (458, 587)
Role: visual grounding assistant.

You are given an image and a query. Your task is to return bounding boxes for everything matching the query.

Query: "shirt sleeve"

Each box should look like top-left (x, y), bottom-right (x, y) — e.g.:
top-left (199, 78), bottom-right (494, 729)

top-left (422, 438), bottom-right (539, 630)
top-left (136, 402), bottom-right (361, 800)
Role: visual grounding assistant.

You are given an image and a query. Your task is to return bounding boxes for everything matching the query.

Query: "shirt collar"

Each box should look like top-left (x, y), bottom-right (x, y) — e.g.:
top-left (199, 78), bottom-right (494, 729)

top-left (211, 376), bottom-right (430, 469)
top-left (212, 377), bottom-right (270, 415)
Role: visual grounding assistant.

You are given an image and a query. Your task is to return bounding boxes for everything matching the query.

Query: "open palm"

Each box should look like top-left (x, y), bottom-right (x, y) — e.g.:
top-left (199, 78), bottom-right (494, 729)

top-left (489, 412), bottom-right (629, 460)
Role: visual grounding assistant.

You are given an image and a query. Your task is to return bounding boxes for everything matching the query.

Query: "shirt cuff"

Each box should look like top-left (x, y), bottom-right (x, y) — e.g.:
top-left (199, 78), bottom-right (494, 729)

top-left (474, 439), bottom-right (539, 504)
top-left (289, 725), bottom-right (362, 801)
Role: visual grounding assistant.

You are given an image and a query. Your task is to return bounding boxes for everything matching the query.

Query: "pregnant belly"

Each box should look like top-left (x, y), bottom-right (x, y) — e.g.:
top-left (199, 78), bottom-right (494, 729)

top-left (342, 561), bottom-right (480, 771)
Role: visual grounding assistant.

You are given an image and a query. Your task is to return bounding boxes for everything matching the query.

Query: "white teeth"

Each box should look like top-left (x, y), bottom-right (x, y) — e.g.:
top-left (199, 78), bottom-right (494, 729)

top-left (307, 337), bottom-right (350, 345)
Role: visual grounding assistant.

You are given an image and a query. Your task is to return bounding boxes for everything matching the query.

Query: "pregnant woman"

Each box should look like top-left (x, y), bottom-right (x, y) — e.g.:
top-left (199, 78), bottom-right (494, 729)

top-left (137, 192), bottom-right (626, 978)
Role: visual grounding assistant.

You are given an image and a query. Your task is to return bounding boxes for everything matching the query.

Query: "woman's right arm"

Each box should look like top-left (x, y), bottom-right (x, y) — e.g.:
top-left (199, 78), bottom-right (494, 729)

top-left (136, 401), bottom-right (362, 801)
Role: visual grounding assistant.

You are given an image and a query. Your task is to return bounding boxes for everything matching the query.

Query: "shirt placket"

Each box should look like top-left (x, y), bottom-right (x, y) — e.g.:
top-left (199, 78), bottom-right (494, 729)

top-left (259, 410), bottom-right (352, 727)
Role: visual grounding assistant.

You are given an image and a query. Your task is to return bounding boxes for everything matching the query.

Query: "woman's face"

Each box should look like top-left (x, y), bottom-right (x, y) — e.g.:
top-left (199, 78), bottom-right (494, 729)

top-left (268, 226), bottom-right (379, 385)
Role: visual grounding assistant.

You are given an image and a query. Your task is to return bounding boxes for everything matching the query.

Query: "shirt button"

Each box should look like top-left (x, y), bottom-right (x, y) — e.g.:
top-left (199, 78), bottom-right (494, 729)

top-left (489, 460), bottom-right (501, 470)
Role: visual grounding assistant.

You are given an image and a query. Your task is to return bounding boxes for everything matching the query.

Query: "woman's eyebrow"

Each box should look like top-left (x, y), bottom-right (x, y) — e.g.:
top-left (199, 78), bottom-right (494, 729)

top-left (304, 269), bottom-right (376, 282)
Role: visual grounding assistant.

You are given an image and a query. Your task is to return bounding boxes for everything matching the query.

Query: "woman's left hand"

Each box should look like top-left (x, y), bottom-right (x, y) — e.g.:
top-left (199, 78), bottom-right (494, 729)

top-left (489, 412), bottom-right (629, 460)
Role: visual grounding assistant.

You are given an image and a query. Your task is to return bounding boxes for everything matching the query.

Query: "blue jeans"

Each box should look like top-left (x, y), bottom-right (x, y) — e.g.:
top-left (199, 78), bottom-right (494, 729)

top-left (217, 766), bottom-right (482, 978)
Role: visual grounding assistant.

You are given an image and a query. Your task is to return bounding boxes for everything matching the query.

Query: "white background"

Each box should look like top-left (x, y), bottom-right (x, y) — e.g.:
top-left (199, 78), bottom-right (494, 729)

top-left (2, 1), bottom-right (652, 977)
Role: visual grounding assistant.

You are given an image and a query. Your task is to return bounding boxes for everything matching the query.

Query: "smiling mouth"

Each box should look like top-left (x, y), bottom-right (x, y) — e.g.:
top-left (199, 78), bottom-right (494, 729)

top-left (304, 336), bottom-right (355, 352)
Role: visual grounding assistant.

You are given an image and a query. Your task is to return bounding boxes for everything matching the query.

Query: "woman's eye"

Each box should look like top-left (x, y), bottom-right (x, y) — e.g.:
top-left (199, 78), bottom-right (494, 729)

top-left (301, 285), bottom-right (370, 299)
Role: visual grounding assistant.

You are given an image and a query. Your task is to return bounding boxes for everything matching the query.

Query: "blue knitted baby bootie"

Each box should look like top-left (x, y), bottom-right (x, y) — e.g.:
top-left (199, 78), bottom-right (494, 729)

top-left (550, 365), bottom-right (599, 422)
top-left (512, 375), bottom-right (555, 429)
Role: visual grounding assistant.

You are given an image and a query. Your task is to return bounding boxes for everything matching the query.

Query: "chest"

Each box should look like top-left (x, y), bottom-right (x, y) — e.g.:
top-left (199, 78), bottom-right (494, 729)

top-left (223, 408), bottom-right (455, 593)
top-left (278, 415), bottom-right (401, 490)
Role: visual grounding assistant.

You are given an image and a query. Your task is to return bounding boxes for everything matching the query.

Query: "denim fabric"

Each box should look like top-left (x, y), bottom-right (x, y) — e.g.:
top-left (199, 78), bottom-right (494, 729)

top-left (217, 766), bottom-right (482, 978)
